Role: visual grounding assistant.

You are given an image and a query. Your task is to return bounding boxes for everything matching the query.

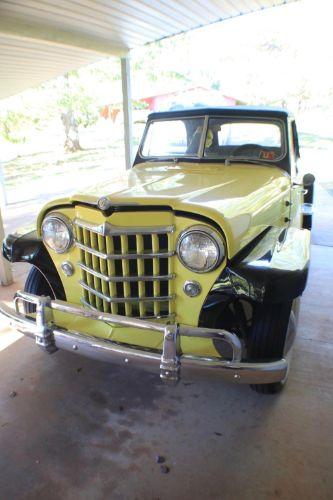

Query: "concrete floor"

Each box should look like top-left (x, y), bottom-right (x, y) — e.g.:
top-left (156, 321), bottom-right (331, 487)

top-left (0, 243), bottom-right (332, 500)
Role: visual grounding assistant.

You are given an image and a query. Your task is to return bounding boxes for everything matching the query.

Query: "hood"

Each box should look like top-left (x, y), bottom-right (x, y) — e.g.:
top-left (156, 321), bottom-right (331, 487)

top-left (41, 162), bottom-right (291, 258)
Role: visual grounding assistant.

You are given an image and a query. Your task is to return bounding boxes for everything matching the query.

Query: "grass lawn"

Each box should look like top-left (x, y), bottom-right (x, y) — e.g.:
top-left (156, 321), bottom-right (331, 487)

top-left (2, 141), bottom-right (125, 189)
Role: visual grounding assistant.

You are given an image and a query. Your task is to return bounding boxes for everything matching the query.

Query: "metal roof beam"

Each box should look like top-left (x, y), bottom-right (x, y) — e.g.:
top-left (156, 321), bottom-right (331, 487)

top-left (0, 15), bottom-right (129, 57)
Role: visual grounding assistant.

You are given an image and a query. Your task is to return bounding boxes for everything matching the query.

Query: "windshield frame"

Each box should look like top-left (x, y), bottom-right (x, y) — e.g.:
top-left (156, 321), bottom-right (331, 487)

top-left (139, 114), bottom-right (287, 164)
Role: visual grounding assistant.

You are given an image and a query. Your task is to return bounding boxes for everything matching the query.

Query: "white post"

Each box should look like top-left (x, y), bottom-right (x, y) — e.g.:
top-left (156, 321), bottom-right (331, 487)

top-left (0, 210), bottom-right (13, 286)
top-left (0, 161), bottom-right (12, 285)
top-left (121, 56), bottom-right (133, 170)
top-left (0, 161), bottom-right (8, 206)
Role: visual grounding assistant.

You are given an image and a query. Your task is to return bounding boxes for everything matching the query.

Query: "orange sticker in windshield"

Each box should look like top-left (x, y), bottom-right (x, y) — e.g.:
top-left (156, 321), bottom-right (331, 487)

top-left (260, 151), bottom-right (276, 160)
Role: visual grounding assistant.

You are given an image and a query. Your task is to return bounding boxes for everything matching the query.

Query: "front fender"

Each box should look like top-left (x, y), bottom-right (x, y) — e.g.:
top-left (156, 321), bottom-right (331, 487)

top-left (3, 231), bottom-right (42, 264)
top-left (201, 226), bottom-right (310, 312)
top-left (2, 231), bottom-right (65, 299)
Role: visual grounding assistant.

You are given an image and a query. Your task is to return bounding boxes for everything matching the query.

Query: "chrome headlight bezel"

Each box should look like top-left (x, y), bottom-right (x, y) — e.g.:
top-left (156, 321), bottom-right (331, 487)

top-left (41, 213), bottom-right (74, 254)
top-left (176, 225), bottom-right (225, 273)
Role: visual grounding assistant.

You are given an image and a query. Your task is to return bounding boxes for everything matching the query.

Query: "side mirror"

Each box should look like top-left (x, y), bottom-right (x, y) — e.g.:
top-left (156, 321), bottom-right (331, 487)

top-left (303, 173), bottom-right (315, 186)
top-left (303, 173), bottom-right (315, 204)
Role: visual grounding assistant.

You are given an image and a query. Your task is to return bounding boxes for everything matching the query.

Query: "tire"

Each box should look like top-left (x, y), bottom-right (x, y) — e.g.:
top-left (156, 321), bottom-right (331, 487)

top-left (23, 266), bottom-right (56, 313)
top-left (248, 301), bottom-right (296, 394)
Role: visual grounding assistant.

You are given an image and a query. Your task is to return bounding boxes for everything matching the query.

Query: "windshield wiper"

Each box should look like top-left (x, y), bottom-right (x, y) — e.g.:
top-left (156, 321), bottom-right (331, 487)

top-left (225, 156), bottom-right (276, 168)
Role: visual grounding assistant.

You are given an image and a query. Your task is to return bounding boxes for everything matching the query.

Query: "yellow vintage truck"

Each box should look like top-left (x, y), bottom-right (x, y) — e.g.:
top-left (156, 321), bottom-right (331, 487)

top-left (0, 107), bottom-right (315, 394)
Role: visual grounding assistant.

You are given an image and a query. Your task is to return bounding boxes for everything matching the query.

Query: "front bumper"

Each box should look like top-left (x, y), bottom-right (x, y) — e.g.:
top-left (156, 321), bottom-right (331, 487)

top-left (0, 291), bottom-right (288, 385)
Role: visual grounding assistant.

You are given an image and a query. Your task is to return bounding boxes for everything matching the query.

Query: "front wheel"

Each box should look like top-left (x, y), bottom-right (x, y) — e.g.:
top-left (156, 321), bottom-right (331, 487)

top-left (23, 266), bottom-right (56, 313)
top-left (248, 299), bottom-right (299, 394)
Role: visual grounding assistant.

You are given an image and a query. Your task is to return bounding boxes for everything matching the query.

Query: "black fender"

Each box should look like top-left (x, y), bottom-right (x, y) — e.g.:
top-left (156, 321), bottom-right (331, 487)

top-left (3, 231), bottom-right (65, 299)
top-left (199, 226), bottom-right (310, 323)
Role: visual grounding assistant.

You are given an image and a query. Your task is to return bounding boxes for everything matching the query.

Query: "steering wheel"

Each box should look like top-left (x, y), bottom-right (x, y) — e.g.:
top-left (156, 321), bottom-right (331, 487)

top-left (231, 143), bottom-right (263, 159)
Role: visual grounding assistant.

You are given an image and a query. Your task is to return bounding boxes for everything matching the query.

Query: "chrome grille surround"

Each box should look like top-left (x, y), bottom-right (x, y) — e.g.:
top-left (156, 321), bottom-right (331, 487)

top-left (74, 219), bottom-right (176, 319)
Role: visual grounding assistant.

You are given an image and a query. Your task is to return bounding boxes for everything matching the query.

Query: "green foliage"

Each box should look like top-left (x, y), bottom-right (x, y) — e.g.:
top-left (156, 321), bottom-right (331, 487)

top-left (56, 72), bottom-right (99, 128)
top-left (211, 81), bottom-right (221, 91)
top-left (0, 69), bottom-right (104, 147)
top-left (131, 36), bottom-right (189, 86)
top-left (132, 100), bottom-right (149, 110)
top-left (0, 109), bottom-right (30, 143)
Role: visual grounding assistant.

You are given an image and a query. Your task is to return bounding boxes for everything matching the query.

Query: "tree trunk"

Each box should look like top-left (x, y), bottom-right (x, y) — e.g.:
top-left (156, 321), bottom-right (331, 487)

top-left (61, 110), bottom-right (82, 152)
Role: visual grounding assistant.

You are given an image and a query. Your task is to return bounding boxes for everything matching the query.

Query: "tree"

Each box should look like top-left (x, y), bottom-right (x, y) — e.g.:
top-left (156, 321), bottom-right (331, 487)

top-left (0, 88), bottom-right (46, 145)
top-left (0, 109), bottom-right (32, 144)
top-left (56, 72), bottom-right (99, 152)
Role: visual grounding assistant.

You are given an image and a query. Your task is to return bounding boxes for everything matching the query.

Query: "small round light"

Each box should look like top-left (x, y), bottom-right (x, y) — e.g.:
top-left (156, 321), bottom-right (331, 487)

top-left (177, 225), bottom-right (225, 273)
top-left (61, 261), bottom-right (74, 276)
top-left (98, 196), bottom-right (111, 211)
top-left (42, 214), bottom-right (73, 254)
top-left (183, 280), bottom-right (202, 297)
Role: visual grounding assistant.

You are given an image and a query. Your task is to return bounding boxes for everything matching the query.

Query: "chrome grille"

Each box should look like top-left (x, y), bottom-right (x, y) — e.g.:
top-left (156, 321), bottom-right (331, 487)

top-left (74, 219), bottom-right (175, 319)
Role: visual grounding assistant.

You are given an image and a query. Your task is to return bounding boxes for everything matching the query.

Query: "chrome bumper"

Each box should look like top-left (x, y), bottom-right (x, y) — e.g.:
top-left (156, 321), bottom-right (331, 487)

top-left (0, 291), bottom-right (288, 385)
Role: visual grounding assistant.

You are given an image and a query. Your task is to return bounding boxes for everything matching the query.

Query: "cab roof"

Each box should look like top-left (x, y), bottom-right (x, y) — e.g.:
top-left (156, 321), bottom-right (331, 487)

top-left (148, 106), bottom-right (293, 121)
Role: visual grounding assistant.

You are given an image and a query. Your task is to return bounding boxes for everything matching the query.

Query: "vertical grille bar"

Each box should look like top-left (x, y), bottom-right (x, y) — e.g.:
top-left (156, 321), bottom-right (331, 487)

top-left (90, 231), bottom-right (103, 311)
top-left (167, 232), bottom-right (174, 316)
top-left (151, 234), bottom-right (161, 317)
top-left (120, 235), bottom-right (132, 317)
top-left (78, 227), bottom-right (89, 305)
top-left (83, 228), bottom-right (96, 307)
top-left (105, 236), bottom-right (118, 315)
top-left (136, 234), bottom-right (146, 318)
top-left (98, 234), bottom-right (110, 313)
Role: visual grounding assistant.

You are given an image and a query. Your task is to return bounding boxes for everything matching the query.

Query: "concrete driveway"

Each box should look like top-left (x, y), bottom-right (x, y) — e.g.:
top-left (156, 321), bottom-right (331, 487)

top-left (0, 242), bottom-right (332, 500)
top-left (1, 160), bottom-right (333, 500)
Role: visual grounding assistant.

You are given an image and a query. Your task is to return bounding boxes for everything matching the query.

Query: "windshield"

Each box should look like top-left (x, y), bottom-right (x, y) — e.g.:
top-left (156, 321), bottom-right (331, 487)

top-left (141, 118), bottom-right (205, 158)
top-left (141, 116), bottom-right (285, 162)
top-left (204, 118), bottom-right (284, 161)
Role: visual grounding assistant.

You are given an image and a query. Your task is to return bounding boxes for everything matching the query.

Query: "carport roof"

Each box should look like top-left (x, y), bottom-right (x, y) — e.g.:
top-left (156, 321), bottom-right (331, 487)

top-left (0, 0), bottom-right (295, 99)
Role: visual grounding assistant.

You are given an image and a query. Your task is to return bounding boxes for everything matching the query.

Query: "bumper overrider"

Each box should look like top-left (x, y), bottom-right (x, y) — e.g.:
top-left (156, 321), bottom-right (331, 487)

top-left (0, 291), bottom-right (288, 385)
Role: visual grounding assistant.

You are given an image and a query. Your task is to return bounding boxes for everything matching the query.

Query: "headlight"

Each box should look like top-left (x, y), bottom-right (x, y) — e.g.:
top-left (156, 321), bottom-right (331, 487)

top-left (177, 225), bottom-right (225, 273)
top-left (41, 214), bottom-right (73, 253)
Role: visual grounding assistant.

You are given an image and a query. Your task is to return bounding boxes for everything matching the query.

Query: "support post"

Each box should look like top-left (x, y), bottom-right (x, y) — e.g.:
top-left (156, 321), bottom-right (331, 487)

top-left (0, 161), bottom-right (12, 285)
top-left (0, 210), bottom-right (13, 286)
top-left (121, 56), bottom-right (133, 170)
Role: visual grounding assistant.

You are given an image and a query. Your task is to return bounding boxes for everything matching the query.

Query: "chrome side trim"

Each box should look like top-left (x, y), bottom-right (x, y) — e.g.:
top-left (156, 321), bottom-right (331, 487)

top-left (79, 281), bottom-right (175, 303)
top-left (74, 218), bottom-right (175, 236)
top-left (0, 291), bottom-right (289, 385)
top-left (76, 241), bottom-right (174, 260)
top-left (78, 262), bottom-right (175, 283)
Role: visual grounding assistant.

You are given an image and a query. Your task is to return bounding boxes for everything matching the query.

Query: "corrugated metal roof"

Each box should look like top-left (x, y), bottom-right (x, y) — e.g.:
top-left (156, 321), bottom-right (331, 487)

top-left (0, 0), bottom-right (295, 99)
